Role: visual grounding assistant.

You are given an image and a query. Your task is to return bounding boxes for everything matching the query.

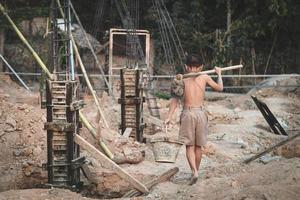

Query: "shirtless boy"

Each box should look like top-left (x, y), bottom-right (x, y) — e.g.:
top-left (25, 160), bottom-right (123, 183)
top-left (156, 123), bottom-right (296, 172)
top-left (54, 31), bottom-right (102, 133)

top-left (165, 54), bottom-right (223, 185)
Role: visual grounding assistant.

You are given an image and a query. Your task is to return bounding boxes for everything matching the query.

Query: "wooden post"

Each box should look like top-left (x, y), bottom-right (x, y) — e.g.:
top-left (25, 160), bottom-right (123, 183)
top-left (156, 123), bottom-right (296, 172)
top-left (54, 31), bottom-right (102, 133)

top-left (109, 29), bottom-right (114, 95)
top-left (74, 134), bottom-right (149, 194)
top-left (244, 132), bottom-right (300, 164)
top-left (0, 29), bottom-right (4, 72)
top-left (145, 32), bottom-right (150, 71)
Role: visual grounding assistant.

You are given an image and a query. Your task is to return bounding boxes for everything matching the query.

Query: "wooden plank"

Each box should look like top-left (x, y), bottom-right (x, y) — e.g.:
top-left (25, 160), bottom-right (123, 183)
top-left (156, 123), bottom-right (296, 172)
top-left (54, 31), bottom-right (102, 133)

top-left (244, 132), bottom-right (300, 164)
top-left (123, 167), bottom-right (179, 198)
top-left (44, 122), bottom-right (74, 132)
top-left (74, 134), bottom-right (149, 194)
top-left (123, 128), bottom-right (133, 138)
top-left (144, 114), bottom-right (164, 127)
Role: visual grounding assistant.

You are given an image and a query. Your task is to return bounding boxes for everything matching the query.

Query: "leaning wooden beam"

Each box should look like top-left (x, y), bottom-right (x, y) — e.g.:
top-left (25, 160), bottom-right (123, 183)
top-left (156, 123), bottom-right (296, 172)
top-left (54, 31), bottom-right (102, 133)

top-left (69, 1), bottom-right (114, 99)
top-left (0, 3), bottom-right (113, 159)
top-left (0, 3), bottom-right (52, 79)
top-left (123, 167), bottom-right (179, 198)
top-left (74, 134), bottom-right (149, 194)
top-left (244, 132), bottom-right (300, 164)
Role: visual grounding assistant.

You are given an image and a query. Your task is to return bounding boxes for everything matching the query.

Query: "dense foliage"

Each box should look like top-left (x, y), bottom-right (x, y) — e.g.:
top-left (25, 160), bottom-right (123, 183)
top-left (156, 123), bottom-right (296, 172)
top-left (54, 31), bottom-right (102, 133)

top-left (1, 0), bottom-right (299, 75)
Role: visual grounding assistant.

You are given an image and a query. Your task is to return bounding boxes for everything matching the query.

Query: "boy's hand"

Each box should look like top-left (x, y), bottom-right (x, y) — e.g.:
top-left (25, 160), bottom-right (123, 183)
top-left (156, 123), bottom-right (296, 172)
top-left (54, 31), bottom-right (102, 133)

top-left (164, 117), bottom-right (171, 125)
top-left (215, 66), bottom-right (221, 75)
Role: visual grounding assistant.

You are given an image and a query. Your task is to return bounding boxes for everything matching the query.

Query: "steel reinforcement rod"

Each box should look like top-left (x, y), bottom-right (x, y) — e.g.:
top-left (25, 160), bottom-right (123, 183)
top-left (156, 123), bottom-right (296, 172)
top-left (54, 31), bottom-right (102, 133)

top-left (0, 2), bottom-right (113, 159)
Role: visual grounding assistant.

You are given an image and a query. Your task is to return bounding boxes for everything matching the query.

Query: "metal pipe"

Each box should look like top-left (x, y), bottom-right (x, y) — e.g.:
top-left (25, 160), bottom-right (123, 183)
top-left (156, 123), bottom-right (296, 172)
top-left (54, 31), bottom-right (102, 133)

top-left (0, 3), bottom-right (53, 80)
top-left (0, 54), bottom-right (31, 91)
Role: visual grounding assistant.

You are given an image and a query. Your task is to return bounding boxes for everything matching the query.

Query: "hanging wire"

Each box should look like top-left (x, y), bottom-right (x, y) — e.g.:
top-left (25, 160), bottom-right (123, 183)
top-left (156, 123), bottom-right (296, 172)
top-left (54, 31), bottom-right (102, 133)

top-left (91, 0), bottom-right (106, 39)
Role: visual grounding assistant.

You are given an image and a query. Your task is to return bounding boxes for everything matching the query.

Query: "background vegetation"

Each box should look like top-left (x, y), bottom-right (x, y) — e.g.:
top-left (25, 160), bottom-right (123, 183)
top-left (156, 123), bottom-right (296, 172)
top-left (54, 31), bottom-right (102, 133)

top-left (1, 0), bottom-right (299, 75)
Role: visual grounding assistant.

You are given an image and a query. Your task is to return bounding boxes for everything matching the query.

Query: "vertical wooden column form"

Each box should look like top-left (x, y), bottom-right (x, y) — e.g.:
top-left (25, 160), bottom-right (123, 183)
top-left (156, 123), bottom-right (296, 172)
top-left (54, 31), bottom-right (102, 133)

top-left (108, 29), bottom-right (114, 95)
top-left (119, 69), bottom-right (145, 142)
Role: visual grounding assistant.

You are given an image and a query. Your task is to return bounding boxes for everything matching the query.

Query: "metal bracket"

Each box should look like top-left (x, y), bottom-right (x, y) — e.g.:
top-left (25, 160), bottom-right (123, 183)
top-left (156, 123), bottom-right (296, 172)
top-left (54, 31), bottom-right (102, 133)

top-left (70, 100), bottom-right (85, 111)
top-left (251, 95), bottom-right (288, 136)
top-left (71, 156), bottom-right (86, 170)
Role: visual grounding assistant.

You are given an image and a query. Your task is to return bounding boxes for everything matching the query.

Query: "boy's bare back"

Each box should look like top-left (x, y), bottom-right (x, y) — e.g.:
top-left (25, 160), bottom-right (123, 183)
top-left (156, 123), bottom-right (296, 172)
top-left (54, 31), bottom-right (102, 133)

top-left (183, 73), bottom-right (223, 107)
top-left (183, 75), bottom-right (206, 107)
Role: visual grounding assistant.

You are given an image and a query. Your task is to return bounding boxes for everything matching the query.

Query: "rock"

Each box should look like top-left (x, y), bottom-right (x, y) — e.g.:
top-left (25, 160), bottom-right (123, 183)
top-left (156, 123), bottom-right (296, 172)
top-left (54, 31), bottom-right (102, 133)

top-left (231, 180), bottom-right (238, 188)
top-left (5, 116), bottom-right (17, 131)
top-left (234, 107), bottom-right (241, 112)
top-left (123, 147), bottom-right (132, 156)
top-left (203, 142), bottom-right (217, 156)
top-left (33, 146), bottom-right (42, 157)
top-left (24, 166), bottom-right (33, 176)
top-left (259, 154), bottom-right (281, 164)
top-left (13, 150), bottom-right (22, 157)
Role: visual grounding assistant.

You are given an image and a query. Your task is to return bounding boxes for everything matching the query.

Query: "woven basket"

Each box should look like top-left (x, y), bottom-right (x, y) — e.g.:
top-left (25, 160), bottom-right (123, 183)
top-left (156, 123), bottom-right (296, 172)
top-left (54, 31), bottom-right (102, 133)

top-left (150, 137), bottom-right (184, 163)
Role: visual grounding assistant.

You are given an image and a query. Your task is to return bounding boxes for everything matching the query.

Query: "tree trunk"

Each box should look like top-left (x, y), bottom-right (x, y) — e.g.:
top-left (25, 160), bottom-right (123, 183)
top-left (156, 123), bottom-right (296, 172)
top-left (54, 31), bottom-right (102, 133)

top-left (226, 0), bottom-right (231, 44)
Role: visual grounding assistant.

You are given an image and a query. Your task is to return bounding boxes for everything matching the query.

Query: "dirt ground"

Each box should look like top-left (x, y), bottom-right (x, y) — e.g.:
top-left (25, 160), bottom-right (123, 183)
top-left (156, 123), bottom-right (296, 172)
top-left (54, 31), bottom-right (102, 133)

top-left (0, 74), bottom-right (299, 200)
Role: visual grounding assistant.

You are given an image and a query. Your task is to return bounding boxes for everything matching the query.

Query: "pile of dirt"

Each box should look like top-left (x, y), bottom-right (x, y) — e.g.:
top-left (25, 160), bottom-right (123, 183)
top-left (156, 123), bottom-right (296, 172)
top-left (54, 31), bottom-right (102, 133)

top-left (0, 74), bottom-right (299, 200)
top-left (0, 79), bottom-right (47, 191)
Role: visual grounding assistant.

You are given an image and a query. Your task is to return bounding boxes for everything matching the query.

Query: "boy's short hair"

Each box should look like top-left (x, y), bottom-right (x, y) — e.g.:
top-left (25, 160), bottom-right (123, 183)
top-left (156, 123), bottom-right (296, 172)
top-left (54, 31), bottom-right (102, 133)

top-left (185, 54), bottom-right (203, 67)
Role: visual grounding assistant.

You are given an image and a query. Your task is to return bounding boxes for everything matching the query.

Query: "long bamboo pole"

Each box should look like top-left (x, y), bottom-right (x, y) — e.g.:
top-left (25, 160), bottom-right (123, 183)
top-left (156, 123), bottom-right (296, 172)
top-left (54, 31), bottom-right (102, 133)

top-left (0, 3), bottom-right (53, 80)
top-left (0, 3), bottom-right (113, 159)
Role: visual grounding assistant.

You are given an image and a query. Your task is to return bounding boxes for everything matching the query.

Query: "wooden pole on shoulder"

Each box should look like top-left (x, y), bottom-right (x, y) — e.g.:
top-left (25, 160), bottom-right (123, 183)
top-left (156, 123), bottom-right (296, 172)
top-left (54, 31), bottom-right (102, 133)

top-left (180, 64), bottom-right (243, 79)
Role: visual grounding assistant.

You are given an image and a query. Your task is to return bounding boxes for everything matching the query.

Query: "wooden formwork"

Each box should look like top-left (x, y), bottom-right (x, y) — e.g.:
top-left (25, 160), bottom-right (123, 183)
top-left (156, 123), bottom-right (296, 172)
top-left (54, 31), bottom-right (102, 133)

top-left (119, 69), bottom-right (145, 142)
top-left (44, 80), bottom-right (84, 188)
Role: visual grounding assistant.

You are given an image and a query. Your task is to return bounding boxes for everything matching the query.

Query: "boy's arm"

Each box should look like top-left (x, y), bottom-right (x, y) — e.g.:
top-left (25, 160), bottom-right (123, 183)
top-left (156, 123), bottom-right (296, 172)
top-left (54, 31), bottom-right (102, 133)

top-left (206, 67), bottom-right (223, 92)
top-left (165, 98), bottom-right (179, 124)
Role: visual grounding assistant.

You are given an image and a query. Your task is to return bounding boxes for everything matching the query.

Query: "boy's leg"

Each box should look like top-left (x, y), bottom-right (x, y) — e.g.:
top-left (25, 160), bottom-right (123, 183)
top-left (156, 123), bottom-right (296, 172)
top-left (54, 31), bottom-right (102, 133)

top-left (186, 145), bottom-right (197, 175)
top-left (195, 146), bottom-right (202, 171)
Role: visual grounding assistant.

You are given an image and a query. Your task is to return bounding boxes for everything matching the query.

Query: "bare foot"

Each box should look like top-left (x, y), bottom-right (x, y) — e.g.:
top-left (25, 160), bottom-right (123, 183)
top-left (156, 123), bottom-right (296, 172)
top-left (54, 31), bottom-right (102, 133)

top-left (188, 175), bottom-right (198, 185)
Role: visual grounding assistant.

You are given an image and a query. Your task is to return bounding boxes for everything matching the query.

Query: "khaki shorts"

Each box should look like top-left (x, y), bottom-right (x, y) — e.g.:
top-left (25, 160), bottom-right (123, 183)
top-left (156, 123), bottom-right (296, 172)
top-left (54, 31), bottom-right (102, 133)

top-left (179, 107), bottom-right (208, 147)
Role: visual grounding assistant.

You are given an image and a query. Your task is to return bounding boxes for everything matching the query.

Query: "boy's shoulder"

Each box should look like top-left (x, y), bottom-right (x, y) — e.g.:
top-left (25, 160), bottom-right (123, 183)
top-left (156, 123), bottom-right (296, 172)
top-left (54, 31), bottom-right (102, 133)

top-left (196, 74), bottom-right (209, 81)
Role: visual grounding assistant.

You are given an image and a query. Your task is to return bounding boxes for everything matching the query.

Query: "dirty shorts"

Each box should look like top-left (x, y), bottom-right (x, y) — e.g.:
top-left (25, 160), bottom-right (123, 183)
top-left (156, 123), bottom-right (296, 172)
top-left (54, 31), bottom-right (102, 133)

top-left (179, 107), bottom-right (208, 147)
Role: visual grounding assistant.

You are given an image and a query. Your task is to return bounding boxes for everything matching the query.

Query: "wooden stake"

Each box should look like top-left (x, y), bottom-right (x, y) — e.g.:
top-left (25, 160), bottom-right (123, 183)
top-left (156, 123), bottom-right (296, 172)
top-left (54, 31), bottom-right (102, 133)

top-left (123, 167), bottom-right (179, 198)
top-left (74, 134), bottom-right (149, 194)
top-left (244, 132), bottom-right (300, 164)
